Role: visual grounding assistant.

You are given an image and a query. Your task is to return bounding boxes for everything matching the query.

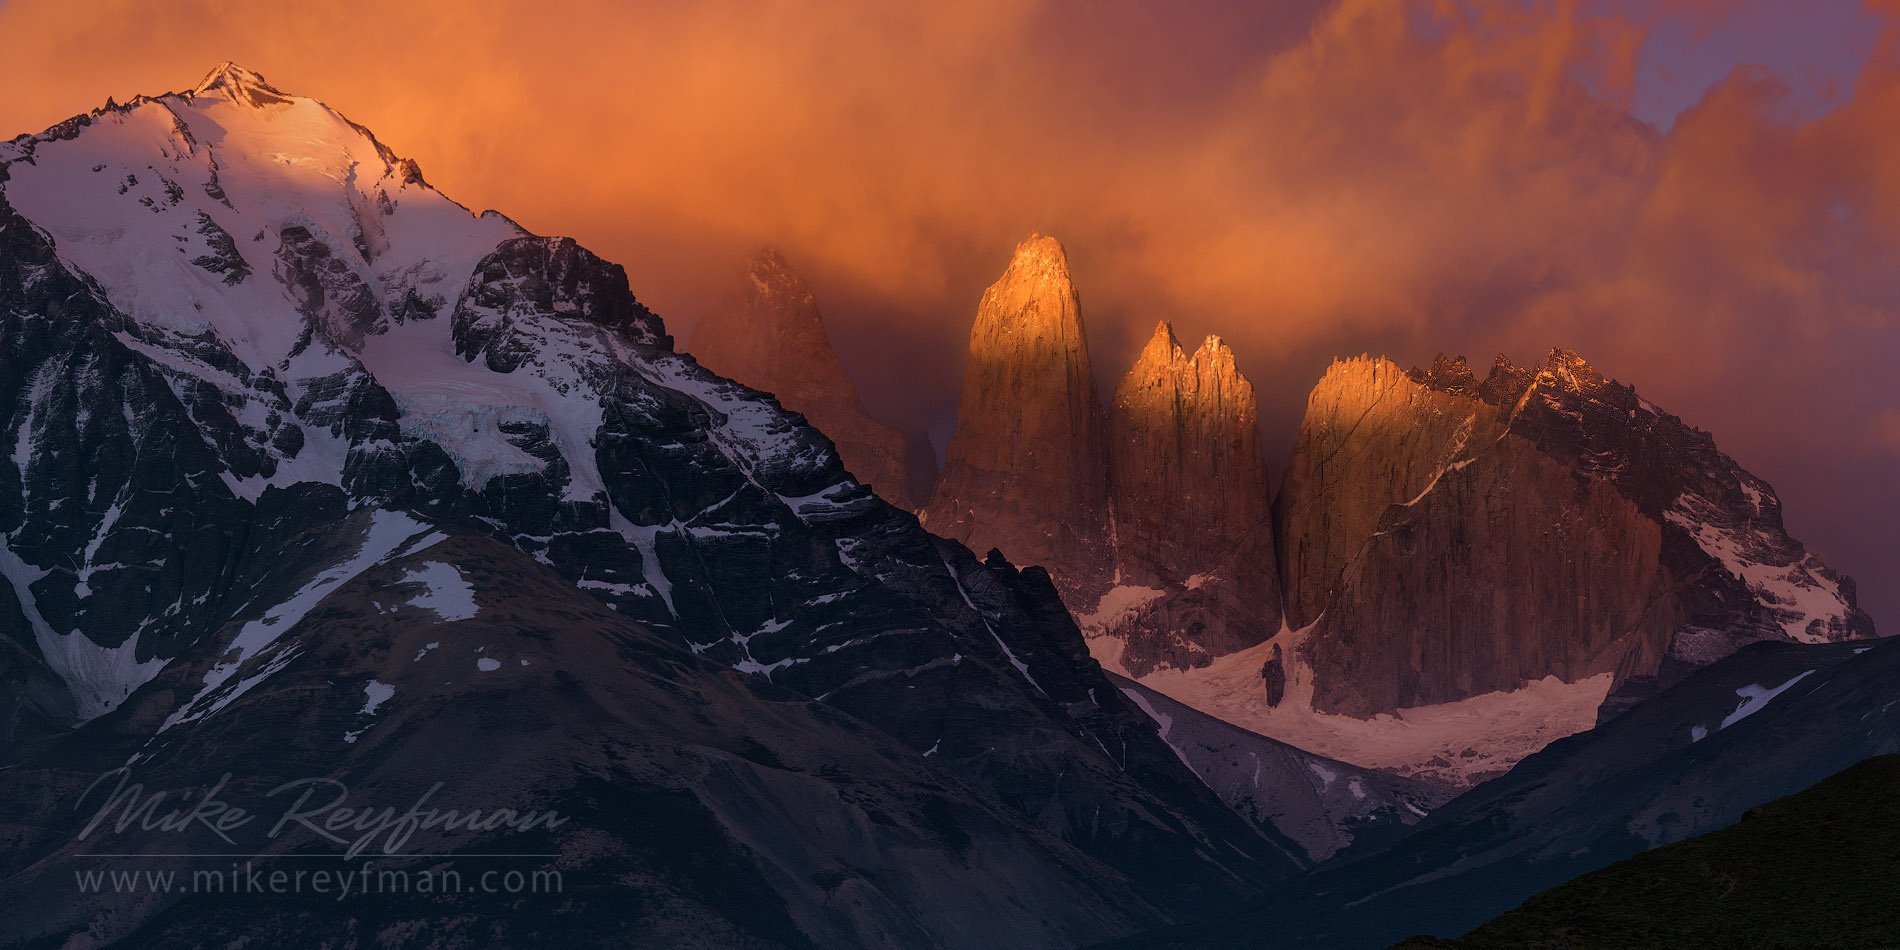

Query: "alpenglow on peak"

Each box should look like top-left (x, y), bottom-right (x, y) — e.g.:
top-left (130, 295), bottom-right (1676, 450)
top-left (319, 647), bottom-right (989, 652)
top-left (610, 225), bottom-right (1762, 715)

top-left (189, 61), bottom-right (292, 107)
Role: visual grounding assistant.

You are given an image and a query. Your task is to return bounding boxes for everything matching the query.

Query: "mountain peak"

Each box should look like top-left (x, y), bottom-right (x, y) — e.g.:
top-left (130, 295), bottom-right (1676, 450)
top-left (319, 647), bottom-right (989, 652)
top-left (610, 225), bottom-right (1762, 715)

top-left (971, 230), bottom-right (1085, 347)
top-left (190, 61), bottom-right (292, 108)
top-left (744, 246), bottom-right (806, 298)
top-left (1538, 346), bottom-right (1610, 393)
top-left (1411, 353), bottom-right (1479, 395)
top-left (1137, 320), bottom-right (1184, 363)
top-left (1007, 231), bottom-right (1070, 278)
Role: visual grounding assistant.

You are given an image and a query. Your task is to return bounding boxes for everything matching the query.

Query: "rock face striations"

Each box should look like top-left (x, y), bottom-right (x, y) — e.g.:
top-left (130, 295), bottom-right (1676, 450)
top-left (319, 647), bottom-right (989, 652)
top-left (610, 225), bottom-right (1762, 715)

top-left (926, 233), bottom-right (1112, 583)
top-left (1274, 350), bottom-right (1874, 721)
top-left (1104, 323), bottom-right (1283, 673)
top-left (687, 249), bottom-right (918, 507)
top-left (927, 236), bottom-right (1282, 677)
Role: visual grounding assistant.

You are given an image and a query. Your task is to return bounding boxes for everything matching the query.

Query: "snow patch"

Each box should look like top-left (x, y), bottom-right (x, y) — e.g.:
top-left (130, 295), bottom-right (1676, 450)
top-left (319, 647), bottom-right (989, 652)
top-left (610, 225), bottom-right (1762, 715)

top-left (1665, 493), bottom-right (1853, 643)
top-left (160, 510), bottom-right (438, 733)
top-left (399, 561), bottom-right (477, 621)
top-left (0, 542), bottom-right (167, 721)
top-left (359, 679), bottom-right (395, 716)
top-left (1077, 584), bottom-right (1165, 633)
top-left (1719, 670), bottom-right (1817, 730)
top-left (1124, 623), bottom-right (1614, 786)
top-left (343, 679), bottom-right (395, 744)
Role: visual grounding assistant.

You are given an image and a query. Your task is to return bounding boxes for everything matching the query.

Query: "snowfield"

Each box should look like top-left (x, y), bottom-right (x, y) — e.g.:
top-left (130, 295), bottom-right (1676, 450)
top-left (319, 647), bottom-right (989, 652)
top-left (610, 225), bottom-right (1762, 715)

top-left (1117, 624), bottom-right (1615, 786)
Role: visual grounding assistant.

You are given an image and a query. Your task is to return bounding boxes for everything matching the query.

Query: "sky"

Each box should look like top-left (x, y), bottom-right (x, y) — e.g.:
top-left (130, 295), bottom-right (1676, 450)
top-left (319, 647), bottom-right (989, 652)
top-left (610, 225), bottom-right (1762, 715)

top-left (0, 0), bottom-right (1895, 621)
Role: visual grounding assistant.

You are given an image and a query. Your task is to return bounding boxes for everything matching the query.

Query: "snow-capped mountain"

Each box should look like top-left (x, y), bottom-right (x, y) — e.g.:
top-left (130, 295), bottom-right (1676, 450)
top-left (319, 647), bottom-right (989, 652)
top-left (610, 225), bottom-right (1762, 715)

top-left (0, 64), bottom-right (1300, 944)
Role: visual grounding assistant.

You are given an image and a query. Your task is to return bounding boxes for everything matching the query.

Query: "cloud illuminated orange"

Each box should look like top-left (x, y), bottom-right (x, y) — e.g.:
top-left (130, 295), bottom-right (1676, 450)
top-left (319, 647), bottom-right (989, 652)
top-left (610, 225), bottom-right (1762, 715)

top-left (0, 0), bottom-right (1894, 617)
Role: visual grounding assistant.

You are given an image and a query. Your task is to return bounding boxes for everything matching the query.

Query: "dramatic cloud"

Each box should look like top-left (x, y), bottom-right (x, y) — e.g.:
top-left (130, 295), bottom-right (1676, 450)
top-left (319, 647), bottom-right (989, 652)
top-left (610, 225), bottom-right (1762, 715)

top-left (0, 0), bottom-right (1894, 617)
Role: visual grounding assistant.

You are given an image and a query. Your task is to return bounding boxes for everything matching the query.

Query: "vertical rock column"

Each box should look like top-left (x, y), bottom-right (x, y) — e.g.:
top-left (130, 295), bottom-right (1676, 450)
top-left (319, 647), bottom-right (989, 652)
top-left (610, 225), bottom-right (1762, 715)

top-left (926, 233), bottom-right (1112, 599)
top-left (1104, 322), bottom-right (1282, 671)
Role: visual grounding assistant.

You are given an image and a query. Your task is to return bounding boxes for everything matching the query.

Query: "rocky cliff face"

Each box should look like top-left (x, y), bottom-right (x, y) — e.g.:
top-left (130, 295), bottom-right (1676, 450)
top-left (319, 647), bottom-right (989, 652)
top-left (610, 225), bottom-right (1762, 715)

top-left (926, 233), bottom-right (1111, 589)
top-left (1274, 350), bottom-right (1872, 720)
top-left (1103, 323), bottom-right (1282, 674)
top-left (687, 249), bottom-right (919, 508)
top-left (927, 242), bottom-right (1284, 677)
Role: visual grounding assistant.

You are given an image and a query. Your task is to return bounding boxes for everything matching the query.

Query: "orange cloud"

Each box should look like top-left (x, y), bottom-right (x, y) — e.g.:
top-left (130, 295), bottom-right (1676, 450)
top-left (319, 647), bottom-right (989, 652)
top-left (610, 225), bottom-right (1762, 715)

top-left (0, 0), bottom-right (1894, 617)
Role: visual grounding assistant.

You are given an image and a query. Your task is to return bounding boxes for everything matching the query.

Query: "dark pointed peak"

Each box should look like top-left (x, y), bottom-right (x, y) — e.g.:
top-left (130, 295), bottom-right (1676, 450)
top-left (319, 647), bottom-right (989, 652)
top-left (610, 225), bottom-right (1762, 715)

top-left (1409, 353), bottom-right (1478, 394)
top-left (1542, 346), bottom-right (1595, 373)
top-left (1539, 346), bottom-right (1608, 392)
top-left (747, 246), bottom-right (796, 280)
top-left (742, 245), bottom-right (813, 302)
top-left (190, 62), bottom-right (292, 108)
top-left (1477, 353), bottom-right (1534, 404)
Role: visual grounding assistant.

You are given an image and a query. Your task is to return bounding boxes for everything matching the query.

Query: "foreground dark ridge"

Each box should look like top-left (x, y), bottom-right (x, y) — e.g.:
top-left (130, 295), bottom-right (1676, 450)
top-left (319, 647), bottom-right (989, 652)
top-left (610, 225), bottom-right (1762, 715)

top-left (1403, 754), bottom-right (1900, 949)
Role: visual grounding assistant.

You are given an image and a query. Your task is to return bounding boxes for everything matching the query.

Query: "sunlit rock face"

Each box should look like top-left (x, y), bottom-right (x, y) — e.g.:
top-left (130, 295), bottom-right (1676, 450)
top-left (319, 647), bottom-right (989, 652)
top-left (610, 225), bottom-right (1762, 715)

top-left (1276, 350), bottom-right (1875, 719)
top-left (929, 238), bottom-right (1283, 675)
top-left (1104, 322), bottom-right (1281, 674)
top-left (687, 249), bottom-right (919, 507)
top-left (926, 233), bottom-right (1113, 592)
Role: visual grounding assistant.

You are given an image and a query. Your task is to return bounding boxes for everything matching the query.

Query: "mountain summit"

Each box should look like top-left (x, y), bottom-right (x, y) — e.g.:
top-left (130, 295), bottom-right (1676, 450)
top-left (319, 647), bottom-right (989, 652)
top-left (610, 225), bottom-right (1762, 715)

top-left (187, 61), bottom-right (291, 107)
top-left (687, 248), bottom-right (919, 507)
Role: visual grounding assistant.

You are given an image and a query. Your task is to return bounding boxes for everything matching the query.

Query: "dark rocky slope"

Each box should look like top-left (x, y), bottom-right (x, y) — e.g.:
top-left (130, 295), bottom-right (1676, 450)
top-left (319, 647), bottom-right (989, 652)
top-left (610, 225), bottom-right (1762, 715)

top-left (0, 524), bottom-right (1172, 948)
top-left (1402, 755), bottom-right (1900, 949)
